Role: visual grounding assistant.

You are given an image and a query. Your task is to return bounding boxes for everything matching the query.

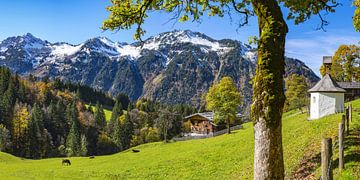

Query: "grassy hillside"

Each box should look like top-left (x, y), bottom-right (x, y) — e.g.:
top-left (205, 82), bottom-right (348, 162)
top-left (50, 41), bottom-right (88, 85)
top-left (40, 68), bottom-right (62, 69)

top-left (1, 100), bottom-right (359, 179)
top-left (85, 104), bottom-right (113, 122)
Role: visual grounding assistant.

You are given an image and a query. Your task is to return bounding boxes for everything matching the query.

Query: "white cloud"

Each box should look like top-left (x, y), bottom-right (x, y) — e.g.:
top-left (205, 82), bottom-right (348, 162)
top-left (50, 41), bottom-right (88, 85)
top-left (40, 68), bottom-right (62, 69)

top-left (285, 33), bottom-right (359, 76)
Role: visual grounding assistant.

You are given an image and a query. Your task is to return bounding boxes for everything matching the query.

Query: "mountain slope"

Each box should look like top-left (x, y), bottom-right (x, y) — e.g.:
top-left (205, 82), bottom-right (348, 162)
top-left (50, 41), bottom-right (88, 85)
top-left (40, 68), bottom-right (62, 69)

top-left (2, 99), bottom-right (357, 179)
top-left (0, 30), bottom-right (320, 111)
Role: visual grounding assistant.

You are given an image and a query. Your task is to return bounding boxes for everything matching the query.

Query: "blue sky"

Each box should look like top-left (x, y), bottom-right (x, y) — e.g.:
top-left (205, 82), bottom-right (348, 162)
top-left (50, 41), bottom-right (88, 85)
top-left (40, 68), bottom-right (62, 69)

top-left (0, 0), bottom-right (358, 75)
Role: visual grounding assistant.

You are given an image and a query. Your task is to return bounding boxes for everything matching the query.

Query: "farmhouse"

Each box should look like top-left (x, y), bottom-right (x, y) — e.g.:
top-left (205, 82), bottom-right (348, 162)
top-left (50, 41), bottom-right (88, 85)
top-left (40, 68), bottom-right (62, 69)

top-left (308, 74), bottom-right (345, 120)
top-left (183, 112), bottom-right (242, 136)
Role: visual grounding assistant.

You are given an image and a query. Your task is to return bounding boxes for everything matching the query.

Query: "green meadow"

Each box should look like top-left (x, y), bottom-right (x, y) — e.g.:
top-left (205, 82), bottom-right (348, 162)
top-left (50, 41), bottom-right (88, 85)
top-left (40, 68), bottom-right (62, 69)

top-left (85, 104), bottom-right (113, 122)
top-left (1, 100), bottom-right (359, 179)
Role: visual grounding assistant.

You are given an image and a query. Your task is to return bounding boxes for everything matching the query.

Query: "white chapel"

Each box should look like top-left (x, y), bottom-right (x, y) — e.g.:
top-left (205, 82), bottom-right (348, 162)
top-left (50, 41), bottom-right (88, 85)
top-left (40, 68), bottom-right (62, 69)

top-left (308, 74), bottom-right (345, 120)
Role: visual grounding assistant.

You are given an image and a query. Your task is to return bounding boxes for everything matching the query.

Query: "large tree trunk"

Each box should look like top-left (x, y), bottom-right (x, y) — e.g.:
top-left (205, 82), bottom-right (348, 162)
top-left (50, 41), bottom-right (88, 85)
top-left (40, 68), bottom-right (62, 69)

top-left (251, 0), bottom-right (288, 179)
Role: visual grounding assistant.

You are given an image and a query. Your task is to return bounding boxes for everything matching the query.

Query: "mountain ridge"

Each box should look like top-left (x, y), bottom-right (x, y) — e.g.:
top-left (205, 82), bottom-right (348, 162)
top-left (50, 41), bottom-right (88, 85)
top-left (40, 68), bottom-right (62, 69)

top-left (0, 30), bottom-right (320, 114)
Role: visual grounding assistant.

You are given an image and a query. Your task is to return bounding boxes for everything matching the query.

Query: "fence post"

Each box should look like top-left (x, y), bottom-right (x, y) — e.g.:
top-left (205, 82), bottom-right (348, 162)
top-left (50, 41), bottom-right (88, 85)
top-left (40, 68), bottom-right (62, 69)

top-left (338, 123), bottom-right (344, 171)
top-left (346, 107), bottom-right (350, 135)
top-left (344, 109), bottom-right (348, 136)
top-left (321, 138), bottom-right (333, 180)
top-left (342, 115), bottom-right (346, 133)
top-left (349, 103), bottom-right (352, 122)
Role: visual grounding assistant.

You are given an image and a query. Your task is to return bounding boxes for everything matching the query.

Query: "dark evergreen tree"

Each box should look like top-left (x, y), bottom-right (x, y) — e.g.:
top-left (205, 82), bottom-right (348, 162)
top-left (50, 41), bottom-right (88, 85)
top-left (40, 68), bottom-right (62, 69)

top-left (107, 100), bottom-right (123, 136)
top-left (27, 103), bottom-right (43, 159)
top-left (66, 102), bottom-right (81, 156)
top-left (121, 110), bottom-right (133, 150)
top-left (55, 100), bottom-right (68, 145)
top-left (43, 87), bottom-right (53, 106)
top-left (116, 93), bottom-right (130, 110)
top-left (1, 78), bottom-right (16, 128)
top-left (17, 82), bottom-right (27, 103)
top-left (94, 103), bottom-right (106, 131)
top-left (112, 118), bottom-right (123, 151)
top-left (0, 67), bottom-right (11, 94)
top-left (86, 126), bottom-right (98, 156)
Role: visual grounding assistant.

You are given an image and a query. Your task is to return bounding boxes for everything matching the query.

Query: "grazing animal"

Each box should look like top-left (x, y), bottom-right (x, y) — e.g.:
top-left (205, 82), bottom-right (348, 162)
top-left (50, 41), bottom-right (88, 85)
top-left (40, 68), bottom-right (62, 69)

top-left (132, 149), bottom-right (140, 153)
top-left (62, 159), bottom-right (71, 166)
top-left (89, 156), bottom-right (95, 159)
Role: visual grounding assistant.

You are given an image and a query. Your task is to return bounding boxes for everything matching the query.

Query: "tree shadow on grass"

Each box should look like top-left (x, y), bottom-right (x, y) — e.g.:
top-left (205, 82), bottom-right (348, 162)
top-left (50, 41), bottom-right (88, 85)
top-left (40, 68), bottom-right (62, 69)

top-left (292, 152), bottom-right (321, 179)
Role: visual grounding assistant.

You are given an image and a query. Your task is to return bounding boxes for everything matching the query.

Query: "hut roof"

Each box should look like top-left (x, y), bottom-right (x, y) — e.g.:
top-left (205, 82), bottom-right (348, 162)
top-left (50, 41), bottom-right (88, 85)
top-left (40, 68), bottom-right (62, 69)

top-left (184, 112), bottom-right (243, 122)
top-left (308, 74), bottom-right (346, 93)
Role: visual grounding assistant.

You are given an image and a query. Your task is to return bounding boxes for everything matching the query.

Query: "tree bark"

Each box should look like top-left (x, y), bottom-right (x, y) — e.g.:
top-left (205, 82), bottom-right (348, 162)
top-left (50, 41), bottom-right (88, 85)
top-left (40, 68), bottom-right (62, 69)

top-left (251, 0), bottom-right (288, 179)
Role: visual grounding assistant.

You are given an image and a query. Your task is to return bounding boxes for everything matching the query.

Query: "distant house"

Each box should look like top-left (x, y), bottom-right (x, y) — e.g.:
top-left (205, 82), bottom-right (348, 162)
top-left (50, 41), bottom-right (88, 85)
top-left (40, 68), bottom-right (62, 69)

top-left (183, 112), bottom-right (242, 136)
top-left (308, 74), bottom-right (345, 120)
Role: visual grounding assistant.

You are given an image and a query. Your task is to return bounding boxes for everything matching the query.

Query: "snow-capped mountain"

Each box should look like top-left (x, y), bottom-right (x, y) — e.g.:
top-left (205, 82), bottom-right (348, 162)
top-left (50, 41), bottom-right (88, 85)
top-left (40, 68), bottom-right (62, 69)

top-left (0, 30), bottom-right (319, 114)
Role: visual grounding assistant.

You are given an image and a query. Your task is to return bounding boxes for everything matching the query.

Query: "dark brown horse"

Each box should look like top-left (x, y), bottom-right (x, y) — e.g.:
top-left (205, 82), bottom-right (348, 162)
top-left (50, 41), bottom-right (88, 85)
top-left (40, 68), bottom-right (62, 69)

top-left (62, 159), bottom-right (71, 166)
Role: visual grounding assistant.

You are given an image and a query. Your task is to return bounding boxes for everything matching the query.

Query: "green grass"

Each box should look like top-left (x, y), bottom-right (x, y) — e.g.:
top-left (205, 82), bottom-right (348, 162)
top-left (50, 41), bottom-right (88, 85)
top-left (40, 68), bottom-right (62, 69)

top-left (85, 104), bottom-right (113, 122)
top-left (331, 100), bottom-right (360, 180)
top-left (1, 100), bottom-right (360, 179)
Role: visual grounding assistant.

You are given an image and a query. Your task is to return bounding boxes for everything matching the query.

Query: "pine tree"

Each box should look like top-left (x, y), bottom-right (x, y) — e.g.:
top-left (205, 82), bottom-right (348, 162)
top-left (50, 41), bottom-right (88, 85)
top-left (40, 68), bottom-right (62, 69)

top-left (116, 93), bottom-right (130, 109)
top-left (80, 134), bottom-right (88, 156)
top-left (121, 110), bottom-right (133, 150)
top-left (94, 102), bottom-right (106, 131)
top-left (66, 121), bottom-right (81, 156)
top-left (1, 78), bottom-right (16, 128)
top-left (112, 117), bottom-right (123, 151)
top-left (17, 82), bottom-right (27, 103)
top-left (56, 100), bottom-right (68, 144)
top-left (66, 102), bottom-right (81, 156)
top-left (28, 104), bottom-right (43, 159)
top-left (107, 100), bottom-right (123, 136)
top-left (0, 67), bottom-right (10, 94)
top-left (0, 124), bottom-right (11, 152)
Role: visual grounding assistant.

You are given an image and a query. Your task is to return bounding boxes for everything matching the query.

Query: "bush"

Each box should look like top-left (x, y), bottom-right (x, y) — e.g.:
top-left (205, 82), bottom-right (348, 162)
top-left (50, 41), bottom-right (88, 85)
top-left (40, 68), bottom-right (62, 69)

top-left (96, 134), bottom-right (117, 155)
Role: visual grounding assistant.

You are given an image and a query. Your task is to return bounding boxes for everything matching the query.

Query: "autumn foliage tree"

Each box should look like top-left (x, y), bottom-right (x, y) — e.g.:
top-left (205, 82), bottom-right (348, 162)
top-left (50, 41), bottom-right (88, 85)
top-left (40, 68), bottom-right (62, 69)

top-left (103, 0), bottom-right (341, 178)
top-left (321, 44), bottom-right (360, 81)
top-left (354, 0), bottom-right (360, 31)
top-left (206, 77), bottom-right (242, 134)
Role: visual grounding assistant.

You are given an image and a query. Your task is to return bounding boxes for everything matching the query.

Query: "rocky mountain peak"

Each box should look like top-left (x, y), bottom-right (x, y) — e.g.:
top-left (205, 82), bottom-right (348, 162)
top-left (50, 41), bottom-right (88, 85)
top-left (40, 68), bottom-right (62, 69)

top-left (0, 30), bottom-right (320, 114)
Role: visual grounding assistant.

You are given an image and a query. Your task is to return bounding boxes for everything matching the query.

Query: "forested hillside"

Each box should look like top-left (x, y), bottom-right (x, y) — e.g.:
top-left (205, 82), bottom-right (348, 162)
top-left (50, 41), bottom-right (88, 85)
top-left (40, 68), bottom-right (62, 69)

top-left (0, 66), bottom-right (196, 159)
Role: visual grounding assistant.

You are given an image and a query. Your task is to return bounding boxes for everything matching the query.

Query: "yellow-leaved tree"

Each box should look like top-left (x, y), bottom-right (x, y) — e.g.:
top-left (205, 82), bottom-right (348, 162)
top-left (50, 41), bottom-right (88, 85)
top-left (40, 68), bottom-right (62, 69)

top-left (206, 77), bottom-right (242, 134)
top-left (12, 103), bottom-right (30, 153)
top-left (320, 44), bottom-right (360, 81)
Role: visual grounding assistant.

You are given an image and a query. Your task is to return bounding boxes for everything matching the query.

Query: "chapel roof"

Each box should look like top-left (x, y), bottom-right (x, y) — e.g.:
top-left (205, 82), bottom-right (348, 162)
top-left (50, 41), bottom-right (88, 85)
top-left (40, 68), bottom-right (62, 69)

top-left (308, 74), bottom-right (346, 93)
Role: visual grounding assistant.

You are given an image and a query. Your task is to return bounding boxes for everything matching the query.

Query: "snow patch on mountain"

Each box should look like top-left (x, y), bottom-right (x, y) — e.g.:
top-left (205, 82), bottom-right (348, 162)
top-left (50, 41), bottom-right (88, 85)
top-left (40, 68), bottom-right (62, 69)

top-left (179, 35), bottom-right (225, 51)
top-left (0, 47), bottom-right (7, 52)
top-left (51, 43), bottom-right (83, 56)
top-left (116, 44), bottom-right (141, 59)
top-left (243, 51), bottom-right (257, 63)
